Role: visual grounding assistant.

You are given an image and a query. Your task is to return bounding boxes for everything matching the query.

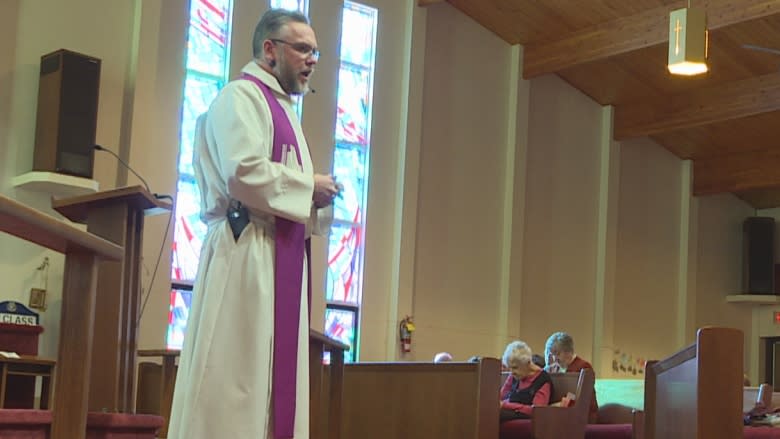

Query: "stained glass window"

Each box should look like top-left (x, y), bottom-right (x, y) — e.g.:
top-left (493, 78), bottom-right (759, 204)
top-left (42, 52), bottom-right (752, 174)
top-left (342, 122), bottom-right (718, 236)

top-left (171, 0), bottom-right (233, 285)
top-left (168, 0), bottom-right (233, 349)
top-left (324, 1), bottom-right (377, 362)
top-left (167, 287), bottom-right (193, 350)
top-left (325, 306), bottom-right (358, 362)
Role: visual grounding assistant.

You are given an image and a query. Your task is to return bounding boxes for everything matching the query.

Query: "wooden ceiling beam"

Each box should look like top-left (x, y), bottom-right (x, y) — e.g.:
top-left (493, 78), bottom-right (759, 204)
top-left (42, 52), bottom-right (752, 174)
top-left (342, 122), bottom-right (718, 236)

top-left (693, 149), bottom-right (780, 196)
top-left (614, 72), bottom-right (780, 140)
top-left (523, 0), bottom-right (780, 78)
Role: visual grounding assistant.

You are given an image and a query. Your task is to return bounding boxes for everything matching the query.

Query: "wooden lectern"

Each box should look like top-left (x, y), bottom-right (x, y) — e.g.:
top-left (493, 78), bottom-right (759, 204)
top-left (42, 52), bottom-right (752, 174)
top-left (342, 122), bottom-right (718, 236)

top-left (0, 194), bottom-right (122, 439)
top-left (53, 186), bottom-right (171, 413)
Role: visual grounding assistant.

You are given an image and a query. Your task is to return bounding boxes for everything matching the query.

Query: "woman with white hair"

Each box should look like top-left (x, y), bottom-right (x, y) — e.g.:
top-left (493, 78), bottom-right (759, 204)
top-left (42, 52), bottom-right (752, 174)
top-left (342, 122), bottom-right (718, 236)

top-left (499, 340), bottom-right (552, 421)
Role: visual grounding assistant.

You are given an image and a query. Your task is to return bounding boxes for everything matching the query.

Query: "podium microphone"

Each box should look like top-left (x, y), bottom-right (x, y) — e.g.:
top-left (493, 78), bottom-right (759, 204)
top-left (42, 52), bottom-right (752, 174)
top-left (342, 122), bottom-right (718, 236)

top-left (94, 144), bottom-right (175, 325)
top-left (94, 145), bottom-right (171, 200)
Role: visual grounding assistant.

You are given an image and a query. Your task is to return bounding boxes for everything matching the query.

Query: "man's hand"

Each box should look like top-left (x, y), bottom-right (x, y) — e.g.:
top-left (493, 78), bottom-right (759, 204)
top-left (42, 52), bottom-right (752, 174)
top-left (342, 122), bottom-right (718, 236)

top-left (313, 174), bottom-right (340, 208)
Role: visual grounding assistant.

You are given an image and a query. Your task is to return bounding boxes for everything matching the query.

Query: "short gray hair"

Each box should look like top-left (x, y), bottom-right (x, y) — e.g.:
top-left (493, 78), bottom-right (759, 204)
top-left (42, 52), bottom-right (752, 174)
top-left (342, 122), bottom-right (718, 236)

top-left (502, 341), bottom-right (533, 368)
top-left (252, 8), bottom-right (310, 58)
top-left (545, 332), bottom-right (574, 355)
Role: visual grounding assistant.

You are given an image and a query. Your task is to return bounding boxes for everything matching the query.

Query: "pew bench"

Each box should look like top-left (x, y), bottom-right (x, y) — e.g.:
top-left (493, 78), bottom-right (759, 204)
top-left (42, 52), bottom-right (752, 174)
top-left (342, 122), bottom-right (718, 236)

top-left (500, 368), bottom-right (595, 439)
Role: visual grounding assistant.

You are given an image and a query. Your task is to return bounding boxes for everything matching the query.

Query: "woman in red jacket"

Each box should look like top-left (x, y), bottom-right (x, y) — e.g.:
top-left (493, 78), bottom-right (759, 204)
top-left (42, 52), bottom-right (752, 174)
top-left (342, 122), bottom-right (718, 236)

top-left (499, 341), bottom-right (552, 421)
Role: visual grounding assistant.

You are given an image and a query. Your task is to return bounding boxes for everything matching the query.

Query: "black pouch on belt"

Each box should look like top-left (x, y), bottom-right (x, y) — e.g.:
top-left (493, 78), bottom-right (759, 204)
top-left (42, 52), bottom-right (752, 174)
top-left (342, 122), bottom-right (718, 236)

top-left (227, 199), bottom-right (249, 241)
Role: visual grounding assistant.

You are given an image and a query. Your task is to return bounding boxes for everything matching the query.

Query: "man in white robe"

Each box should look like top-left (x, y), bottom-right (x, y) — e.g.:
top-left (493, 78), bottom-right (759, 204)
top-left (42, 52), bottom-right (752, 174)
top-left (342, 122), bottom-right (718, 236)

top-left (168, 9), bottom-right (339, 439)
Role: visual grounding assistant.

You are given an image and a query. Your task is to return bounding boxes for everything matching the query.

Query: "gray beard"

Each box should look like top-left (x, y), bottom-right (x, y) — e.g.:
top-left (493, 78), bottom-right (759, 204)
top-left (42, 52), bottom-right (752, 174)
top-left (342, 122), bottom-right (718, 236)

top-left (277, 65), bottom-right (307, 96)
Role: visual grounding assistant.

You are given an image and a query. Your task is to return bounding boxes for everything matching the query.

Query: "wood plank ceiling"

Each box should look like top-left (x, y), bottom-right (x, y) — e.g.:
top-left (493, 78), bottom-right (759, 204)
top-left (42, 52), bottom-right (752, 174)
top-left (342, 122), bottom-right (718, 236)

top-left (420, 0), bottom-right (780, 208)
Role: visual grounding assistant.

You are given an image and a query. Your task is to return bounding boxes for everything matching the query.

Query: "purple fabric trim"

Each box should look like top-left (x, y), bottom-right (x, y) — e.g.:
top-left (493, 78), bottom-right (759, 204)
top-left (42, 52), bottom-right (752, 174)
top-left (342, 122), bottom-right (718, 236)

top-left (240, 72), bottom-right (311, 439)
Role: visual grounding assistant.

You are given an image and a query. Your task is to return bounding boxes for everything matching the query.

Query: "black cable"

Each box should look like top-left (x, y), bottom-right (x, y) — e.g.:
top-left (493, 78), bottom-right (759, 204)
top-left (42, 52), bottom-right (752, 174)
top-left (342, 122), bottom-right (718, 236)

top-left (137, 209), bottom-right (174, 326)
top-left (94, 145), bottom-right (174, 201)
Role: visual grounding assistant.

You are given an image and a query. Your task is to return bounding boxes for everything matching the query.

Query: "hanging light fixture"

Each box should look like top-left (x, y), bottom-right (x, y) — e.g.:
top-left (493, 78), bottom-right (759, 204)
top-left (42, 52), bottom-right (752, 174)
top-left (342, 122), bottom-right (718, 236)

top-left (667, 6), bottom-right (709, 76)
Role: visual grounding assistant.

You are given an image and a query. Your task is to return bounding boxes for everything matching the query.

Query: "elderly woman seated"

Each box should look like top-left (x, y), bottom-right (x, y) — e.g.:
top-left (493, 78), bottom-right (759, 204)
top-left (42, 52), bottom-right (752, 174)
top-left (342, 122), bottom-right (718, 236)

top-left (500, 340), bottom-right (552, 422)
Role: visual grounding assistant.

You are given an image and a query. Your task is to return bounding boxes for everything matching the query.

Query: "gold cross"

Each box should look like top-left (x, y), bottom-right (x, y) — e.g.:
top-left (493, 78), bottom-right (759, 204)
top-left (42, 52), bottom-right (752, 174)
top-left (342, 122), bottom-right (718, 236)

top-left (674, 19), bottom-right (683, 55)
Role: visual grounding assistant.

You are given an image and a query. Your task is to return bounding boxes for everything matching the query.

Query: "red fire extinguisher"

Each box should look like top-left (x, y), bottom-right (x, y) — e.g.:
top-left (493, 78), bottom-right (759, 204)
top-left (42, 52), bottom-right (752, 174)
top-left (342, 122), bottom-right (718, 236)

top-left (399, 316), bottom-right (415, 353)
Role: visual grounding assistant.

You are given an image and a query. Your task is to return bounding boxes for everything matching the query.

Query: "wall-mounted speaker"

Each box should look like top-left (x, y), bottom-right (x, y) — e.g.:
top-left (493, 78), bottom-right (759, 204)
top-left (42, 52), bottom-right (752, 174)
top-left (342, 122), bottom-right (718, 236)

top-left (33, 49), bottom-right (101, 178)
top-left (743, 217), bottom-right (775, 294)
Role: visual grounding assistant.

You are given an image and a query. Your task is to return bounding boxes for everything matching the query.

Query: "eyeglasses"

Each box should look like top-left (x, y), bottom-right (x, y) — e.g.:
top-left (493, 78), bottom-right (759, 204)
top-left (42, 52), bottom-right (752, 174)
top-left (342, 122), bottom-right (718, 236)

top-left (270, 39), bottom-right (320, 60)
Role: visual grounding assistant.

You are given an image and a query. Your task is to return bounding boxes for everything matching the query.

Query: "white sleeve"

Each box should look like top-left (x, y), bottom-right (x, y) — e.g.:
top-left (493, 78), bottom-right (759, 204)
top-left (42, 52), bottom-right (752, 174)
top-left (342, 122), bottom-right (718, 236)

top-left (207, 81), bottom-right (314, 223)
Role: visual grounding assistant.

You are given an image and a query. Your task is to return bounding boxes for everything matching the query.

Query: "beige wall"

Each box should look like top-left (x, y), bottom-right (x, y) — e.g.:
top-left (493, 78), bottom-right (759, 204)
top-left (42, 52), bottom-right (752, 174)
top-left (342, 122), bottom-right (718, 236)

top-left (409, 2), bottom-right (514, 361)
top-left (0, 0), bottom-right (770, 386)
top-left (0, 0), bottom-right (186, 357)
top-left (613, 138), bottom-right (683, 365)
top-left (695, 194), bottom-right (754, 375)
top-left (518, 74), bottom-right (604, 363)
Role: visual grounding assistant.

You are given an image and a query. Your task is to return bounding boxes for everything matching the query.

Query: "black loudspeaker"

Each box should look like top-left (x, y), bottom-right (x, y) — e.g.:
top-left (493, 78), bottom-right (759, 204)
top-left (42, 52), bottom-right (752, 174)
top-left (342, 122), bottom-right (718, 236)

top-left (33, 49), bottom-right (101, 178)
top-left (743, 217), bottom-right (776, 294)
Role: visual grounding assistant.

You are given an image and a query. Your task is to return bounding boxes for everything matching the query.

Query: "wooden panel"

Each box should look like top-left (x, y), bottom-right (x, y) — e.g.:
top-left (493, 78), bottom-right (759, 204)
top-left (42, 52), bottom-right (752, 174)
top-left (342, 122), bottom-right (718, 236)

top-left (614, 72), bottom-right (780, 139)
top-left (50, 250), bottom-right (99, 439)
top-left (136, 362), bottom-right (163, 415)
top-left (532, 369), bottom-right (594, 439)
top-left (696, 328), bottom-right (743, 439)
top-left (524, 3), bottom-right (673, 78)
top-left (341, 359), bottom-right (500, 439)
top-left (557, 16), bottom-right (780, 105)
top-left (558, 56), bottom-right (662, 106)
top-left (646, 327), bottom-right (742, 439)
top-left (86, 204), bottom-right (129, 413)
top-left (693, 148), bottom-right (780, 195)
top-left (0, 195), bottom-right (122, 260)
top-left (523, 0), bottom-right (780, 77)
top-left (651, 111), bottom-right (780, 160)
top-left (52, 185), bottom-right (171, 223)
top-left (735, 187), bottom-right (780, 209)
top-left (446, 0), bottom-right (683, 45)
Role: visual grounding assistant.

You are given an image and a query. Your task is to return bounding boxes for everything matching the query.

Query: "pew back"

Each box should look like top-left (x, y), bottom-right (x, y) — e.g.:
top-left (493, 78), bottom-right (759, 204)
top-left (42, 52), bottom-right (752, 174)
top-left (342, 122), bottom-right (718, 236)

top-left (644, 327), bottom-right (743, 439)
top-left (532, 369), bottom-right (594, 439)
top-left (743, 386), bottom-right (780, 412)
top-left (341, 358), bottom-right (500, 439)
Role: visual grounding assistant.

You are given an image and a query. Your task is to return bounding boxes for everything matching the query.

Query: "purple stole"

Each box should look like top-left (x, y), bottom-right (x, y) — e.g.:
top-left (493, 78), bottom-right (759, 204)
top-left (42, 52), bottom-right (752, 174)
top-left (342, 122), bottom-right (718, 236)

top-left (240, 72), bottom-right (311, 439)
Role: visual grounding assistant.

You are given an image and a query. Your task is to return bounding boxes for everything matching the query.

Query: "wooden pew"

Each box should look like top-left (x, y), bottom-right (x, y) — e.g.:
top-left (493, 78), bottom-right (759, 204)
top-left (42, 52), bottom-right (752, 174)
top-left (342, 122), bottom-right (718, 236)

top-left (499, 369), bottom-right (596, 439)
top-left (533, 369), bottom-right (595, 439)
top-left (643, 327), bottom-right (743, 439)
top-left (340, 358), bottom-right (501, 439)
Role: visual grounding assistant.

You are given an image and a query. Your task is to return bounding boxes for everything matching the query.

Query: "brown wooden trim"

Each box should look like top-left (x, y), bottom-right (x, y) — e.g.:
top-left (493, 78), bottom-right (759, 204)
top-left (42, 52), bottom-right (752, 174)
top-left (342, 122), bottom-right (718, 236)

top-left (614, 73), bottom-right (780, 140)
top-left (523, 0), bottom-right (780, 78)
top-left (50, 250), bottom-right (99, 439)
top-left (693, 148), bottom-right (780, 195)
top-left (0, 195), bottom-right (122, 260)
top-left (418, 0), bottom-right (445, 6)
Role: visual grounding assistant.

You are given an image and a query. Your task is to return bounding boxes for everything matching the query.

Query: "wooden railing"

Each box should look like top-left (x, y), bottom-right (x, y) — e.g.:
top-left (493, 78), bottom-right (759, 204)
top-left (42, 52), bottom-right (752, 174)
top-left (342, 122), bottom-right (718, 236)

top-left (0, 194), bottom-right (122, 439)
